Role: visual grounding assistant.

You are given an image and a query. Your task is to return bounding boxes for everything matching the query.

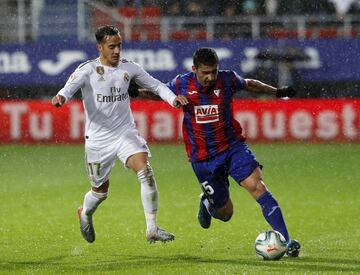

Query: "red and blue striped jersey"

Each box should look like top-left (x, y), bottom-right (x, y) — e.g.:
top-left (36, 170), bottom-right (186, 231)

top-left (167, 70), bottom-right (247, 162)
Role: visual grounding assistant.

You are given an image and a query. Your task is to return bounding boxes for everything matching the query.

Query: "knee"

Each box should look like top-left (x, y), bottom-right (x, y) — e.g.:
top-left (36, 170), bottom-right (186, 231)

top-left (92, 180), bottom-right (109, 194)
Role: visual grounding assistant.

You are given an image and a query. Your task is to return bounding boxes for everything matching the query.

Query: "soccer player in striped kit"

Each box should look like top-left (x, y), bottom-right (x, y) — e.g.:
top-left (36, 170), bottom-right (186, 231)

top-left (166, 47), bottom-right (301, 257)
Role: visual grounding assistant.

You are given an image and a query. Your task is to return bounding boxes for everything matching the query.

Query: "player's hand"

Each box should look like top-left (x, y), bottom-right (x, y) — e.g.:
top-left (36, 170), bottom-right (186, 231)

top-left (276, 86), bottom-right (296, 98)
top-left (51, 95), bottom-right (65, 108)
top-left (173, 95), bottom-right (188, 108)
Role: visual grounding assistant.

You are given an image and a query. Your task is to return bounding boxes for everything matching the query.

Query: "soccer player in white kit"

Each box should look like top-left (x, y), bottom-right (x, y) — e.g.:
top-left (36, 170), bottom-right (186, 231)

top-left (51, 25), bottom-right (188, 244)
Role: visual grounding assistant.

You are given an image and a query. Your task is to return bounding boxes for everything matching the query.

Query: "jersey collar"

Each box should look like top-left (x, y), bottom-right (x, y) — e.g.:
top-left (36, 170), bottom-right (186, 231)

top-left (97, 58), bottom-right (120, 70)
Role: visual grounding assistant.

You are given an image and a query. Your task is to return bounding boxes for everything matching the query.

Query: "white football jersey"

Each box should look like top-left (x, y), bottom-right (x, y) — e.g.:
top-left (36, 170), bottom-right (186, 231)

top-left (57, 58), bottom-right (176, 146)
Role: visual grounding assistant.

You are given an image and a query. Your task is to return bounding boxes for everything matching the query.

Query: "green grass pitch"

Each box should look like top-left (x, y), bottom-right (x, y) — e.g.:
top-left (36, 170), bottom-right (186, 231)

top-left (0, 143), bottom-right (359, 274)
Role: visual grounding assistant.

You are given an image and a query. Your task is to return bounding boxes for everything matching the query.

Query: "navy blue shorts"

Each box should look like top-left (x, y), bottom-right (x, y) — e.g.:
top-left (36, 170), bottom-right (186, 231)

top-left (191, 141), bottom-right (260, 209)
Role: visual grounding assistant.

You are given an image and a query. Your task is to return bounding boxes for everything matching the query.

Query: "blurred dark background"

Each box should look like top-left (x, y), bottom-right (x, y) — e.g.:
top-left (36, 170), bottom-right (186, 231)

top-left (1, 0), bottom-right (359, 99)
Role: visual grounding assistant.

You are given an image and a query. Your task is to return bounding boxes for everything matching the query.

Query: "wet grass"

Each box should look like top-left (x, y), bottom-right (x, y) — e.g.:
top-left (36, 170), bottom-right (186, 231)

top-left (0, 143), bottom-right (359, 274)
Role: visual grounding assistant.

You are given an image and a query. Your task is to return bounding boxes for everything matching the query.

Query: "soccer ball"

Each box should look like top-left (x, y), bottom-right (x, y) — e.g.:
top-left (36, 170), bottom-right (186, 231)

top-left (254, 230), bottom-right (288, 260)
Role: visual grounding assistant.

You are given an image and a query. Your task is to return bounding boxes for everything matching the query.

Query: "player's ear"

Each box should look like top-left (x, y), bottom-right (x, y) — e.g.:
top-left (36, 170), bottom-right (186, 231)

top-left (192, 65), bottom-right (196, 72)
top-left (96, 43), bottom-right (102, 52)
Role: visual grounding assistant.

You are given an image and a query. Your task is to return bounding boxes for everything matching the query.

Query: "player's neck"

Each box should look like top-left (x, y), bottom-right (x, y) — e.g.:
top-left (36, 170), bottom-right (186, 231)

top-left (99, 56), bottom-right (118, 68)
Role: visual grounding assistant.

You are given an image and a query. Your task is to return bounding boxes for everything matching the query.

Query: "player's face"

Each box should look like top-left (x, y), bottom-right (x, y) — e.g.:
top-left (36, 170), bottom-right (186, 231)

top-left (97, 34), bottom-right (122, 67)
top-left (193, 63), bottom-right (219, 87)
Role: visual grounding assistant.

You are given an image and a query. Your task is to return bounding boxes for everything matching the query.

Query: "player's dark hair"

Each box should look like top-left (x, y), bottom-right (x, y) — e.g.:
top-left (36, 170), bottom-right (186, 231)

top-left (193, 48), bottom-right (219, 68)
top-left (95, 25), bottom-right (120, 43)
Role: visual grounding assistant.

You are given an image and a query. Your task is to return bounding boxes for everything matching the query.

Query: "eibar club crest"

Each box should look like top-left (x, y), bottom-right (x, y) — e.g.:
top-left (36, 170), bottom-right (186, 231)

top-left (213, 89), bottom-right (221, 97)
top-left (123, 72), bottom-right (130, 82)
top-left (96, 66), bottom-right (105, 81)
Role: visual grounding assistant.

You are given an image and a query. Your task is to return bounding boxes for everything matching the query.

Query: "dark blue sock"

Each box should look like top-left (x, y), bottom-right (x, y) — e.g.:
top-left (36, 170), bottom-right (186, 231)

top-left (256, 191), bottom-right (290, 242)
top-left (202, 198), bottom-right (222, 219)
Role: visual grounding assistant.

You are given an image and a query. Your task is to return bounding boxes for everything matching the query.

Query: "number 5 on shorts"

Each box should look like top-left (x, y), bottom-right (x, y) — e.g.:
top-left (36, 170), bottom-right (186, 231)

top-left (201, 181), bottom-right (214, 195)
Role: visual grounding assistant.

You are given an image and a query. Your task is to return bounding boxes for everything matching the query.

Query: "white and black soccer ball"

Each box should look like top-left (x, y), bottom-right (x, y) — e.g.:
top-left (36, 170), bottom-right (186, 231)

top-left (254, 230), bottom-right (288, 260)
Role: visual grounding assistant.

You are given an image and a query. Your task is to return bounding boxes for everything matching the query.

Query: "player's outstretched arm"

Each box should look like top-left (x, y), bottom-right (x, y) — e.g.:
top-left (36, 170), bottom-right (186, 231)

top-left (128, 80), bottom-right (162, 100)
top-left (138, 89), bottom-right (162, 100)
top-left (245, 79), bottom-right (296, 98)
top-left (51, 95), bottom-right (66, 108)
top-left (131, 87), bottom-right (188, 108)
top-left (128, 80), bottom-right (188, 108)
top-left (275, 86), bottom-right (296, 98)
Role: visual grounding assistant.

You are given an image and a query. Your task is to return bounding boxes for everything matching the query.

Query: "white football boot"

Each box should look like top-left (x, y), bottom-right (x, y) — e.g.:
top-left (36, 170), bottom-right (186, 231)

top-left (77, 207), bottom-right (95, 243)
top-left (146, 227), bottom-right (175, 244)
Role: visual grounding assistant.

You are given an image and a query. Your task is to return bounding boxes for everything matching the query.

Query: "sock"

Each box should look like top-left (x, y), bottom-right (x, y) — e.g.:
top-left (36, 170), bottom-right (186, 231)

top-left (202, 197), bottom-right (221, 219)
top-left (137, 164), bottom-right (158, 232)
top-left (82, 190), bottom-right (108, 221)
top-left (256, 191), bottom-right (290, 242)
top-left (144, 213), bottom-right (157, 233)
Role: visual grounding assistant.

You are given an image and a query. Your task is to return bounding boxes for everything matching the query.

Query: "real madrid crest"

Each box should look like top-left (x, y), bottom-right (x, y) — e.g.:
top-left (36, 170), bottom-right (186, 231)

top-left (96, 66), bottom-right (105, 81)
top-left (123, 72), bottom-right (130, 82)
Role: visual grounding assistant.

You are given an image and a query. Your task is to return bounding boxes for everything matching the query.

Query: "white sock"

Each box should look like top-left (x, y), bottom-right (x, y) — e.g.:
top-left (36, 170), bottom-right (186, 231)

top-left (82, 190), bottom-right (108, 221)
top-left (145, 213), bottom-right (157, 232)
top-left (137, 164), bottom-right (158, 232)
top-left (202, 198), bottom-right (212, 214)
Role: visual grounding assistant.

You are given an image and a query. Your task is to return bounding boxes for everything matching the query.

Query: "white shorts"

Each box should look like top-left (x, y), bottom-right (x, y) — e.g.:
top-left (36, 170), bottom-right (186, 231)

top-left (84, 129), bottom-right (151, 187)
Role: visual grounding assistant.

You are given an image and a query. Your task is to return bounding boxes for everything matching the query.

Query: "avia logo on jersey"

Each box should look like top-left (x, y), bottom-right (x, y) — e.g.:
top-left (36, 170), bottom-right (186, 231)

top-left (194, 105), bottom-right (219, 124)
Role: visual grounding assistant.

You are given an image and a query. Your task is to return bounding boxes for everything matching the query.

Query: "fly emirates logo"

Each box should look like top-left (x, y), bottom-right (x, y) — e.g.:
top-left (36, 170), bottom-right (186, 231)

top-left (96, 87), bottom-right (129, 103)
top-left (194, 105), bottom-right (219, 124)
